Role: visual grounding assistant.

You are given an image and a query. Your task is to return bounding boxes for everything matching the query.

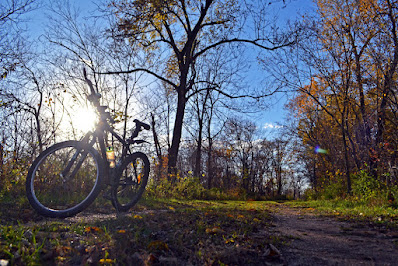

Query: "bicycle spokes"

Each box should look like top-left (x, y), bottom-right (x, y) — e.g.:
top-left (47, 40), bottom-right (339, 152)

top-left (32, 146), bottom-right (99, 211)
top-left (112, 154), bottom-right (149, 210)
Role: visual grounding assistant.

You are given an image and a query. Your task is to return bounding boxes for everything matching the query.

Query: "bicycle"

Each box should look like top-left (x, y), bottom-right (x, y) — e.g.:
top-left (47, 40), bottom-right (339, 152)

top-left (26, 68), bottom-right (151, 218)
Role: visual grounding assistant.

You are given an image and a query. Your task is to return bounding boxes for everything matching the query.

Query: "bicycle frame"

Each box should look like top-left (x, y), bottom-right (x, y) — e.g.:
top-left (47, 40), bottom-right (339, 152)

top-left (26, 68), bottom-right (150, 217)
top-left (74, 118), bottom-right (135, 185)
top-left (60, 71), bottom-right (141, 184)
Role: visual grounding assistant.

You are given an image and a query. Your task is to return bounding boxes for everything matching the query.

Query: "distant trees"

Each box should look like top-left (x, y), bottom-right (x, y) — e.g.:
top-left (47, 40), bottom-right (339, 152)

top-left (172, 116), bottom-right (300, 199)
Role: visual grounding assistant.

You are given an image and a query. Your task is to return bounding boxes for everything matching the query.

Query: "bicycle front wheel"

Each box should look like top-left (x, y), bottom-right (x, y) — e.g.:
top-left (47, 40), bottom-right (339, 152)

top-left (112, 152), bottom-right (150, 212)
top-left (26, 140), bottom-right (104, 218)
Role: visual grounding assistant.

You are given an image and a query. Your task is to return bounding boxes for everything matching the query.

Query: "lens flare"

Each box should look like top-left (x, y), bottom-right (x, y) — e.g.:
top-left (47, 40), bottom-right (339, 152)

top-left (315, 145), bottom-right (328, 154)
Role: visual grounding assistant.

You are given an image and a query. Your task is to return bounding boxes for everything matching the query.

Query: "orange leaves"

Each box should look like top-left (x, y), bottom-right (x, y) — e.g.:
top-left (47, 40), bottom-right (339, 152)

top-left (205, 227), bottom-right (225, 234)
top-left (85, 226), bottom-right (102, 233)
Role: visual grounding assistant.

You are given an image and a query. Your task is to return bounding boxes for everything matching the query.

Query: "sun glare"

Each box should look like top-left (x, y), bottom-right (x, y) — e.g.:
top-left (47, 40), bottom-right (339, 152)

top-left (72, 105), bottom-right (98, 133)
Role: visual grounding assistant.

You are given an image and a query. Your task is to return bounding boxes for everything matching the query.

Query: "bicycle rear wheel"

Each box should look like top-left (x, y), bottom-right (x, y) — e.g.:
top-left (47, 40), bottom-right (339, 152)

top-left (26, 140), bottom-right (104, 218)
top-left (112, 152), bottom-right (150, 212)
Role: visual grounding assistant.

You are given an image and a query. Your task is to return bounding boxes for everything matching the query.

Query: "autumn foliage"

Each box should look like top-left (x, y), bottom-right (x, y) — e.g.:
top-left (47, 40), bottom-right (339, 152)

top-left (288, 0), bottom-right (398, 201)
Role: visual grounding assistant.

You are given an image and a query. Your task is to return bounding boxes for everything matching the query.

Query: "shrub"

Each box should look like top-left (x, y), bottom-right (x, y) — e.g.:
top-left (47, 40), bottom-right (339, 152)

top-left (146, 175), bottom-right (206, 200)
top-left (352, 170), bottom-right (382, 202)
top-left (321, 180), bottom-right (345, 200)
top-left (146, 175), bottom-right (250, 201)
top-left (302, 188), bottom-right (317, 200)
top-left (174, 176), bottom-right (206, 200)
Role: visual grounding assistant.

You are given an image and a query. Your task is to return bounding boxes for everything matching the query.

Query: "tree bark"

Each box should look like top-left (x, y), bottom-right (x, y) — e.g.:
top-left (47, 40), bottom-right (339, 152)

top-left (168, 88), bottom-right (187, 179)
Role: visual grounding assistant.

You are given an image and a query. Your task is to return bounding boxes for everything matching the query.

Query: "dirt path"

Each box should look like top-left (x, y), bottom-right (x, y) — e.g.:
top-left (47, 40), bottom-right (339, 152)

top-left (271, 204), bottom-right (398, 265)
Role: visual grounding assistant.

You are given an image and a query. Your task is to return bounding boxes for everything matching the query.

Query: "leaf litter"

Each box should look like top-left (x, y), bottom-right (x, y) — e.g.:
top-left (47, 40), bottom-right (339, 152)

top-left (0, 199), bottom-right (283, 265)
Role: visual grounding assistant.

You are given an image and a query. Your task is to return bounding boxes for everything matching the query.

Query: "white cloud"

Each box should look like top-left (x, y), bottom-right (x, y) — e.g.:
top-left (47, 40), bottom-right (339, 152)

top-left (263, 123), bottom-right (283, 129)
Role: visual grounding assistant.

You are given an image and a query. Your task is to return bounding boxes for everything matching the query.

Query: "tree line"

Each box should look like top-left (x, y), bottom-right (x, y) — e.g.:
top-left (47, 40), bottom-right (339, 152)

top-left (270, 0), bottom-right (398, 199)
top-left (1, 0), bottom-right (398, 202)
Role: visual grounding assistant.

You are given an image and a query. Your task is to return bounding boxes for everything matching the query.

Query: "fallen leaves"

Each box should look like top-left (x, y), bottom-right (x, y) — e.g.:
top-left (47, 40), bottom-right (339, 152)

top-left (147, 240), bottom-right (169, 252)
top-left (99, 258), bottom-right (114, 264)
top-left (205, 227), bottom-right (225, 234)
top-left (0, 200), bottom-right (278, 265)
top-left (85, 226), bottom-right (102, 233)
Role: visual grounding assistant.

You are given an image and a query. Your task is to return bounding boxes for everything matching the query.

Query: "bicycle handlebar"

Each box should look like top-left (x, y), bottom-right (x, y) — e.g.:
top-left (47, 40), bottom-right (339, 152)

top-left (133, 119), bottom-right (150, 131)
top-left (83, 68), bottom-right (150, 133)
top-left (128, 119), bottom-right (150, 143)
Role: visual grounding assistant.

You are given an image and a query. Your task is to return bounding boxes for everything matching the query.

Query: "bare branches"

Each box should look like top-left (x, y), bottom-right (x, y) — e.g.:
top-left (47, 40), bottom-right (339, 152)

top-left (194, 37), bottom-right (296, 61)
top-left (0, 0), bottom-right (37, 79)
top-left (0, 0), bottom-right (36, 25)
top-left (99, 68), bottom-right (177, 89)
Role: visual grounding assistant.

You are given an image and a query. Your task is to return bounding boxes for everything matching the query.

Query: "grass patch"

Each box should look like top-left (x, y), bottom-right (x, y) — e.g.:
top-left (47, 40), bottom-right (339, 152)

top-left (286, 199), bottom-right (398, 228)
top-left (0, 198), bottom-right (283, 265)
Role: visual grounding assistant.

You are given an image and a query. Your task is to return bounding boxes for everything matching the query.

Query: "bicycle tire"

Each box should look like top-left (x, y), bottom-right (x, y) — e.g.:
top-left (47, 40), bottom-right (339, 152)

top-left (26, 140), bottom-right (104, 218)
top-left (111, 152), bottom-right (150, 212)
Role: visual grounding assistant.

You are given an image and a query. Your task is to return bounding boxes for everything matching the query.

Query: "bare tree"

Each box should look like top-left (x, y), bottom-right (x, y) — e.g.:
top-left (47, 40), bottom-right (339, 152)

top-left (107, 0), bottom-right (297, 177)
top-left (0, 0), bottom-right (37, 79)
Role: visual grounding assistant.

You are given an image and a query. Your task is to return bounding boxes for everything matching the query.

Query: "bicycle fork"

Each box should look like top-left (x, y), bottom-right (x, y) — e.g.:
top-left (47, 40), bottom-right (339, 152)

top-left (60, 135), bottom-right (96, 182)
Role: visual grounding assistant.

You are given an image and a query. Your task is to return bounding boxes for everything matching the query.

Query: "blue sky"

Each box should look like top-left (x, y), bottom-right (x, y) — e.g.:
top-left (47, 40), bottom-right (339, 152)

top-left (27, 0), bottom-right (316, 136)
top-left (251, 0), bottom-right (315, 135)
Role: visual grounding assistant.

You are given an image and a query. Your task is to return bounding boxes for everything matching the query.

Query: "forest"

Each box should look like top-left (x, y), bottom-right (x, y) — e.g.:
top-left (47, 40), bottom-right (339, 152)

top-left (2, 0), bottom-right (398, 265)
top-left (1, 0), bottom-right (398, 211)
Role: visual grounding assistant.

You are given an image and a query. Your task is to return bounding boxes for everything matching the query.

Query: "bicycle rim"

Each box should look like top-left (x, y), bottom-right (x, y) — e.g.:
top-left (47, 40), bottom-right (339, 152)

top-left (113, 153), bottom-right (149, 211)
top-left (28, 142), bottom-right (101, 216)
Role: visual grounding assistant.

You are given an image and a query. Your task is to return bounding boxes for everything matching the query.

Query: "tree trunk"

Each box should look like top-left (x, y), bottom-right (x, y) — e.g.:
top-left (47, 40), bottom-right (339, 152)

top-left (341, 120), bottom-right (352, 194)
top-left (0, 142), bottom-right (3, 176)
top-left (207, 134), bottom-right (213, 189)
top-left (168, 88), bottom-right (187, 179)
top-left (35, 113), bottom-right (43, 154)
top-left (151, 113), bottom-right (163, 179)
top-left (374, 0), bottom-right (398, 178)
top-left (194, 123), bottom-right (203, 177)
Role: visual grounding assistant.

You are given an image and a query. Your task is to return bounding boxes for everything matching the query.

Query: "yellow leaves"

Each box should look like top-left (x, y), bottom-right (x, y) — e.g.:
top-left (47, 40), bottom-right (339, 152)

top-left (99, 258), bottom-right (115, 264)
top-left (133, 214), bottom-right (143, 219)
top-left (56, 256), bottom-right (67, 262)
top-left (224, 238), bottom-right (235, 244)
top-left (253, 218), bottom-right (261, 223)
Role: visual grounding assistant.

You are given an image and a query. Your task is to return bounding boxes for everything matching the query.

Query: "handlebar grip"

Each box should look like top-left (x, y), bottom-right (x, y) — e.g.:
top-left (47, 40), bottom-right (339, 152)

top-left (133, 119), bottom-right (150, 130)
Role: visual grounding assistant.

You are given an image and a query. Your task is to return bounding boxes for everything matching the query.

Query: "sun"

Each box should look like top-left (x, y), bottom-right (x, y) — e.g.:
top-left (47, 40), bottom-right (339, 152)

top-left (71, 105), bottom-right (98, 133)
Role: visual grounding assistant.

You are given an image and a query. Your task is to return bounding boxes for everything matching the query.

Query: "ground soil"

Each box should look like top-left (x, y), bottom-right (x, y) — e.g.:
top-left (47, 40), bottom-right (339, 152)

top-left (271, 204), bottom-right (398, 266)
top-left (2, 201), bottom-right (398, 265)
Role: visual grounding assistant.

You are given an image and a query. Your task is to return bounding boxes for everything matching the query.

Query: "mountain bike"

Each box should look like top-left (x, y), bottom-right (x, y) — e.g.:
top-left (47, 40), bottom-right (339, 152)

top-left (26, 69), bottom-right (150, 218)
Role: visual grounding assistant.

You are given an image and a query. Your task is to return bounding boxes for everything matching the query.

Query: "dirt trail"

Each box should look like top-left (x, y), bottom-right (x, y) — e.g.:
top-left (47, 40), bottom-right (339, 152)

top-left (271, 205), bottom-right (398, 265)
